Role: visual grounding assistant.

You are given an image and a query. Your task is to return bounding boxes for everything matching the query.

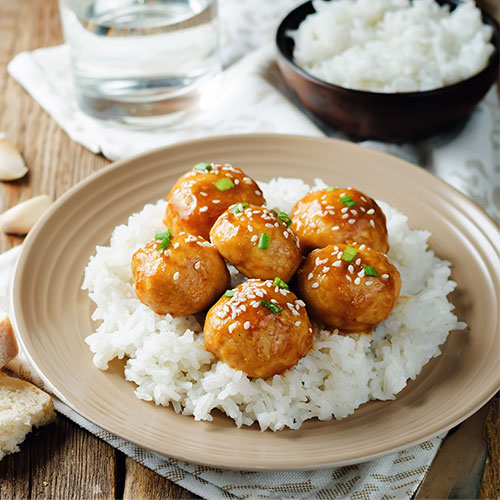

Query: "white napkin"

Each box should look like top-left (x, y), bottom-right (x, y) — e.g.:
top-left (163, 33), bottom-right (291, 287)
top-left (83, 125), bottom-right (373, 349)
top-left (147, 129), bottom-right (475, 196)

top-left (3, 0), bottom-right (499, 497)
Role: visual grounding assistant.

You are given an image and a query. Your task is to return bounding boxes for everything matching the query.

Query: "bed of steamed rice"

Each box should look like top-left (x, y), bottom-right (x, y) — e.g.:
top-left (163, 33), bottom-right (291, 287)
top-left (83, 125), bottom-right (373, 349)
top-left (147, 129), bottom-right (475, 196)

top-left (291, 0), bottom-right (495, 93)
top-left (83, 177), bottom-right (465, 431)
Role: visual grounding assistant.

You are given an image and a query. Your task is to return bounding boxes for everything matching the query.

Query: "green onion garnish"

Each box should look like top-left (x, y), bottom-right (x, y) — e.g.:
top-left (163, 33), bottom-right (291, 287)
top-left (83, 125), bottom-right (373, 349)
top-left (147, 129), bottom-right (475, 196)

top-left (278, 212), bottom-right (292, 227)
top-left (270, 209), bottom-right (278, 217)
top-left (260, 300), bottom-right (282, 314)
top-left (155, 229), bottom-right (172, 252)
top-left (363, 265), bottom-right (378, 277)
top-left (155, 229), bottom-right (172, 241)
top-left (339, 195), bottom-right (357, 207)
top-left (273, 277), bottom-right (289, 290)
top-left (231, 202), bottom-right (248, 214)
top-left (341, 246), bottom-right (358, 262)
top-left (213, 177), bottom-right (235, 191)
top-left (325, 186), bottom-right (336, 192)
top-left (223, 290), bottom-right (235, 298)
top-left (257, 233), bottom-right (270, 250)
top-left (193, 162), bottom-right (212, 173)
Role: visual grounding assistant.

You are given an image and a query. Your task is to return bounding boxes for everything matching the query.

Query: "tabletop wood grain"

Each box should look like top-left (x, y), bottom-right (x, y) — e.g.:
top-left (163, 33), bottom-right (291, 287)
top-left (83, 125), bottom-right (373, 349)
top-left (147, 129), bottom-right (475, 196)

top-left (0, 0), bottom-right (498, 499)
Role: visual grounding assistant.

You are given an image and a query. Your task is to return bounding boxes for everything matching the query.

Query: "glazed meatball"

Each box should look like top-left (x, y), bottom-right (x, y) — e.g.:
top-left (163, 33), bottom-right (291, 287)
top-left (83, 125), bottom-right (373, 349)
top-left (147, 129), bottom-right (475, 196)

top-left (297, 243), bottom-right (401, 333)
top-left (164, 163), bottom-right (266, 240)
top-left (131, 231), bottom-right (230, 316)
top-left (204, 279), bottom-right (313, 378)
top-left (291, 187), bottom-right (389, 254)
top-left (210, 204), bottom-right (302, 281)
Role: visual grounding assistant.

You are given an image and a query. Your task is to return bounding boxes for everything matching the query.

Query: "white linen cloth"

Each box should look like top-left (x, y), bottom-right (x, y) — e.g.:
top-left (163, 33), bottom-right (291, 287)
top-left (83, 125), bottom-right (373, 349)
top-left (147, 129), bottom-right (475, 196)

top-left (2, 0), bottom-right (499, 498)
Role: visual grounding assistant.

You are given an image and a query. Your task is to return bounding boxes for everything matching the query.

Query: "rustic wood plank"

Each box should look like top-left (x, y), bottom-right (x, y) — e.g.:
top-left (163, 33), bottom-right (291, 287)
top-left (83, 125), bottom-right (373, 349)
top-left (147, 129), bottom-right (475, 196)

top-left (123, 457), bottom-right (201, 500)
top-left (479, 394), bottom-right (500, 500)
top-left (0, 414), bottom-right (117, 499)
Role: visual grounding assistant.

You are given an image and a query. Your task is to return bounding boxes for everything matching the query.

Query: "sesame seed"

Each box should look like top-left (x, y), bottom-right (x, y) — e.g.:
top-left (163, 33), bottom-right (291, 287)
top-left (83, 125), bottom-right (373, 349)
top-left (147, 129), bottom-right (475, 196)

top-left (173, 272), bottom-right (179, 281)
top-left (200, 192), bottom-right (207, 196)
top-left (355, 258), bottom-right (361, 266)
top-left (308, 272), bottom-right (314, 280)
top-left (322, 266), bottom-right (330, 273)
top-left (342, 214), bottom-right (349, 219)
top-left (265, 223), bottom-right (273, 228)
top-left (365, 280), bottom-right (373, 286)
top-left (270, 298), bottom-right (278, 303)
top-left (243, 177), bottom-right (252, 184)
top-left (341, 207), bottom-right (348, 213)
top-left (360, 207), bottom-right (366, 212)
top-left (173, 242), bottom-right (180, 249)
top-left (296, 300), bottom-right (306, 307)
top-left (340, 192), bottom-right (346, 197)
top-left (350, 209), bottom-right (358, 215)
top-left (255, 190), bottom-right (262, 196)
top-left (228, 323), bottom-right (237, 333)
top-left (199, 206), bottom-right (208, 212)
top-left (311, 282), bottom-right (319, 288)
top-left (294, 321), bottom-right (301, 327)
top-left (212, 199), bottom-right (221, 204)
top-left (348, 219), bottom-right (356, 224)
top-left (367, 208), bottom-right (375, 214)
top-left (332, 225), bottom-right (340, 231)
top-left (354, 277), bottom-right (361, 285)
top-left (251, 235), bottom-right (258, 242)
top-left (346, 275), bottom-right (352, 282)
top-left (247, 225), bottom-right (253, 232)
top-left (382, 274), bottom-right (389, 279)
top-left (234, 179), bottom-right (240, 185)
top-left (332, 260), bottom-right (342, 267)
top-left (361, 196), bottom-right (367, 202)
top-left (252, 301), bottom-right (260, 308)
top-left (244, 321), bottom-right (250, 330)
top-left (194, 261), bottom-right (201, 270)
top-left (358, 269), bottom-right (365, 277)
top-left (348, 265), bottom-right (354, 274)
top-left (370, 220), bottom-right (375, 227)
top-left (283, 231), bottom-right (289, 239)
top-left (359, 244), bottom-right (366, 250)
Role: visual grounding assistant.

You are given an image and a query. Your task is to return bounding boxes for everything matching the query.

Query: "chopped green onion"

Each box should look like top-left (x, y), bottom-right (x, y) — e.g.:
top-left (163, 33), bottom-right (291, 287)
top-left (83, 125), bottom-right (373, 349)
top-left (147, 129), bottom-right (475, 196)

top-left (270, 209), bottom-right (278, 217)
top-left (257, 233), bottom-right (270, 250)
top-left (231, 202), bottom-right (248, 214)
top-left (260, 300), bottom-right (282, 314)
top-left (213, 177), bottom-right (235, 191)
top-left (273, 277), bottom-right (289, 290)
top-left (339, 195), bottom-right (357, 207)
top-left (155, 229), bottom-right (172, 241)
top-left (223, 290), bottom-right (235, 298)
top-left (278, 212), bottom-right (292, 227)
top-left (193, 162), bottom-right (212, 173)
top-left (325, 186), bottom-right (336, 192)
top-left (363, 265), bottom-right (378, 277)
top-left (341, 246), bottom-right (358, 262)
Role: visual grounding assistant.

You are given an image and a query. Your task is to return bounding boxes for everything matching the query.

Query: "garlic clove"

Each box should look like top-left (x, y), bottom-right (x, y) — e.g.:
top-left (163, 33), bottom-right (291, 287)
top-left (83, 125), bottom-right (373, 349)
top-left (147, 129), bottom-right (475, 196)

top-left (0, 139), bottom-right (29, 181)
top-left (0, 195), bottom-right (52, 235)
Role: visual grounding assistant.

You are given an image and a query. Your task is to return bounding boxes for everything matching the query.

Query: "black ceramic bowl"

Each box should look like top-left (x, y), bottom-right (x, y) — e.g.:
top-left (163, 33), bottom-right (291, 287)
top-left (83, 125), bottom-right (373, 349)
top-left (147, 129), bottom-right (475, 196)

top-left (276, 0), bottom-right (499, 142)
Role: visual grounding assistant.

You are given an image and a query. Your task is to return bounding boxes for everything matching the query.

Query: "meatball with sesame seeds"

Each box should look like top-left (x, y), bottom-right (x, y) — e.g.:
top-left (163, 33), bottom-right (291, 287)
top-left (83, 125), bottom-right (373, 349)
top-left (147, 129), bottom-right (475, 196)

top-left (204, 279), bottom-right (313, 378)
top-left (164, 163), bottom-right (266, 240)
top-left (297, 244), bottom-right (400, 333)
top-left (290, 187), bottom-right (389, 254)
top-left (210, 204), bottom-right (302, 281)
top-left (131, 230), bottom-right (230, 316)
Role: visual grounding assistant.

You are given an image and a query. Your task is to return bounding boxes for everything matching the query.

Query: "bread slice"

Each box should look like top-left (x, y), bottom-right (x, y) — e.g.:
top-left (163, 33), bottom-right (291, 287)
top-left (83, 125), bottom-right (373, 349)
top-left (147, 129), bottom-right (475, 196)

top-left (0, 313), bottom-right (18, 368)
top-left (0, 375), bottom-right (56, 460)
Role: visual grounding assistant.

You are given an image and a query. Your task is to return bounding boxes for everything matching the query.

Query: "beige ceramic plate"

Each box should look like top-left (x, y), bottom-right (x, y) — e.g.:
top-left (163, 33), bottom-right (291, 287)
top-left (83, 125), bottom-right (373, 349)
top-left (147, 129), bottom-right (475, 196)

top-left (11, 134), bottom-right (500, 471)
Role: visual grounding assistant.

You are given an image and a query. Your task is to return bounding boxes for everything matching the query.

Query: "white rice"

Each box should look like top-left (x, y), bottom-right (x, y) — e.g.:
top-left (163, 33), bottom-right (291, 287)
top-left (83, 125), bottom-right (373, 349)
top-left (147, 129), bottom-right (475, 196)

top-left (291, 0), bottom-right (495, 92)
top-left (83, 177), bottom-right (465, 431)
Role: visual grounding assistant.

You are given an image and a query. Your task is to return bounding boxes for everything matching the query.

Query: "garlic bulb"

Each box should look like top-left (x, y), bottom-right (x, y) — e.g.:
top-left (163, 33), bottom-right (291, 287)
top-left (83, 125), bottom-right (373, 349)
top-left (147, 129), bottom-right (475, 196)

top-left (0, 195), bottom-right (52, 235)
top-left (0, 138), bottom-right (28, 181)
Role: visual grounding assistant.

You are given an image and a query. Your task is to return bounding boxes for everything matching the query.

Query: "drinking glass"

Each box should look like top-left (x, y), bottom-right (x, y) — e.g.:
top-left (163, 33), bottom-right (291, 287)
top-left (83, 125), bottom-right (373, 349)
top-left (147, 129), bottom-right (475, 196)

top-left (58, 0), bottom-right (220, 128)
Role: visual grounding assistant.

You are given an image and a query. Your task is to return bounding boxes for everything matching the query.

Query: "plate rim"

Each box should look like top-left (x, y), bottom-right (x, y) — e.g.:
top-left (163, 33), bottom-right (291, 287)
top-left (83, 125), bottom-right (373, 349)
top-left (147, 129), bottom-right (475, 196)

top-left (10, 133), bottom-right (500, 471)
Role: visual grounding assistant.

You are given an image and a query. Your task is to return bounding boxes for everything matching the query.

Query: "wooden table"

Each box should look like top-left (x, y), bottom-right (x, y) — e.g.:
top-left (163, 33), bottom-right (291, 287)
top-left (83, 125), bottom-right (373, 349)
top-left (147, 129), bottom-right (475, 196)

top-left (0, 1), bottom-right (498, 498)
